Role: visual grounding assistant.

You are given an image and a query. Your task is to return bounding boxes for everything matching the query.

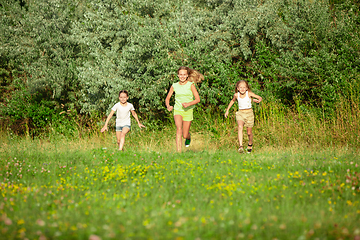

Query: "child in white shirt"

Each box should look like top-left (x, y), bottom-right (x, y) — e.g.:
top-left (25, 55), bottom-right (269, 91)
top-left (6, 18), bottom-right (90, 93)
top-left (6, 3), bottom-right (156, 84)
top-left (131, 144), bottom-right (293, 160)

top-left (101, 90), bottom-right (145, 151)
top-left (225, 80), bottom-right (262, 153)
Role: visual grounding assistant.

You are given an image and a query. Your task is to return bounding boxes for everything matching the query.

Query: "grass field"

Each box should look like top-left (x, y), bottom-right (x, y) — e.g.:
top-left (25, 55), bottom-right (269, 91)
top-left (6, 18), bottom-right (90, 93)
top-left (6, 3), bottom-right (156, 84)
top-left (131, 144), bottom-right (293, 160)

top-left (0, 134), bottom-right (359, 240)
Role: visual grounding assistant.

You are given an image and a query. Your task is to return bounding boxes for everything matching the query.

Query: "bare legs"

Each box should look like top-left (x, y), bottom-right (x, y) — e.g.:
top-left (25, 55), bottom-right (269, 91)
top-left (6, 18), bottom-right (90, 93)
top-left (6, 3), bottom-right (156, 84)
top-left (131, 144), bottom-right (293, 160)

top-left (237, 120), bottom-right (245, 147)
top-left (116, 127), bottom-right (130, 151)
top-left (247, 127), bottom-right (253, 150)
top-left (237, 120), bottom-right (253, 149)
top-left (174, 115), bottom-right (191, 152)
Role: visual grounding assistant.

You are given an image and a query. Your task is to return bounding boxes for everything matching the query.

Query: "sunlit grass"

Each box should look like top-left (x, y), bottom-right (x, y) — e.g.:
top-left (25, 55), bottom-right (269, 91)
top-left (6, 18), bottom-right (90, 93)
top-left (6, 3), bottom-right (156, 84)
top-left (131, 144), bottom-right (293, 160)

top-left (0, 141), bottom-right (359, 239)
top-left (0, 99), bottom-right (359, 239)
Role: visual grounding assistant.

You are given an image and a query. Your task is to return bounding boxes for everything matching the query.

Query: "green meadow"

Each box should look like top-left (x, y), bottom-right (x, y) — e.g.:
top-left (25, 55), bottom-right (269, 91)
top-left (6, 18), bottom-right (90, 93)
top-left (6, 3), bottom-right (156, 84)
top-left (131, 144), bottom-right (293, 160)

top-left (1, 100), bottom-right (360, 240)
top-left (1, 0), bottom-right (360, 239)
top-left (0, 128), bottom-right (359, 240)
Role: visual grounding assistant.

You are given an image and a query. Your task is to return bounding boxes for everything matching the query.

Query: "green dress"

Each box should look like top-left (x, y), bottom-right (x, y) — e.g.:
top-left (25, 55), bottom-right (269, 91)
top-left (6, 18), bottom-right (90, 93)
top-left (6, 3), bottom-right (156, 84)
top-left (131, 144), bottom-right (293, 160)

top-left (172, 81), bottom-right (195, 112)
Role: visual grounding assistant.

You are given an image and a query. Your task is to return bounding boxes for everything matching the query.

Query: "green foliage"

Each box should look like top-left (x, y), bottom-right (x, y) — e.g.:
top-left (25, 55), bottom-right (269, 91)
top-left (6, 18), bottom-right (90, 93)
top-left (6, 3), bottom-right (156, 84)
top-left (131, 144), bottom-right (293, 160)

top-left (250, 0), bottom-right (360, 111)
top-left (0, 0), bottom-right (82, 108)
top-left (0, 83), bottom-right (75, 136)
top-left (72, 0), bottom-right (359, 118)
top-left (0, 0), bottom-right (359, 133)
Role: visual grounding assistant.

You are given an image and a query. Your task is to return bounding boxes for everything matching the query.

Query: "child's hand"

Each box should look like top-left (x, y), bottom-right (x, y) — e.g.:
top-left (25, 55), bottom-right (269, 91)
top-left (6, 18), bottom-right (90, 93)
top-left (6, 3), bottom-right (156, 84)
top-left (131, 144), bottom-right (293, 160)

top-left (138, 123), bottom-right (146, 129)
top-left (101, 126), bottom-right (108, 132)
top-left (167, 106), bottom-right (173, 111)
top-left (182, 102), bottom-right (190, 108)
top-left (224, 110), bottom-right (229, 118)
top-left (253, 97), bottom-right (262, 103)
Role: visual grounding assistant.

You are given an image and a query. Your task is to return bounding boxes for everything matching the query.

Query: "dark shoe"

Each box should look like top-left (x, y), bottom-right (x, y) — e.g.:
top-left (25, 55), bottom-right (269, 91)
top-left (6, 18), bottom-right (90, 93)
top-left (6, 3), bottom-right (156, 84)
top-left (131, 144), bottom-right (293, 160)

top-left (185, 134), bottom-right (191, 147)
top-left (247, 144), bottom-right (253, 153)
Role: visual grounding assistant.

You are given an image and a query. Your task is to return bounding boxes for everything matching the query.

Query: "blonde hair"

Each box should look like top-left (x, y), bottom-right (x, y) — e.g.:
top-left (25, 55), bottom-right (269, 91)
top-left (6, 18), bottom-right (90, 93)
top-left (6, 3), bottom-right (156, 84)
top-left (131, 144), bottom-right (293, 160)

top-left (235, 80), bottom-right (251, 93)
top-left (177, 66), bottom-right (204, 83)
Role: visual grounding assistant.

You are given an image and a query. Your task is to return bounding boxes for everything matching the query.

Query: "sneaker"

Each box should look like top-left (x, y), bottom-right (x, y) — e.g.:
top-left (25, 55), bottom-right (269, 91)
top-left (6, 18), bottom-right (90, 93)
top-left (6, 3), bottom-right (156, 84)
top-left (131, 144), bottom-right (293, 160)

top-left (238, 146), bottom-right (244, 153)
top-left (185, 134), bottom-right (191, 147)
top-left (247, 144), bottom-right (253, 154)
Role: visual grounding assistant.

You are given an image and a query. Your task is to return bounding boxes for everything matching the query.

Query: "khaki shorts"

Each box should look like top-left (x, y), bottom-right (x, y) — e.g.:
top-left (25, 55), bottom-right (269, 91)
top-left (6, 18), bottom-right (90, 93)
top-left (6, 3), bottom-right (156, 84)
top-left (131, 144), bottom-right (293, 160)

top-left (236, 109), bottom-right (254, 128)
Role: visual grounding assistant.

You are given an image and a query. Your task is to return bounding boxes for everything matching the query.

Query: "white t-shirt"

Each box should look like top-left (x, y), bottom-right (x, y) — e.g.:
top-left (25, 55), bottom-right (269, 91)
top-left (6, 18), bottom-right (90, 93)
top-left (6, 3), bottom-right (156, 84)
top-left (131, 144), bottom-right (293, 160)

top-left (237, 91), bottom-right (252, 110)
top-left (111, 102), bottom-right (135, 127)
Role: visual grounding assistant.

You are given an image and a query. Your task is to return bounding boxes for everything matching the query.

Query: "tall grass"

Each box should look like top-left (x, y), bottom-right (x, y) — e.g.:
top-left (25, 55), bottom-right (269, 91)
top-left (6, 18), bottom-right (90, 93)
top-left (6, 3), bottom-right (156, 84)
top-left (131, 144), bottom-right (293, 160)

top-left (189, 95), bottom-right (360, 153)
top-left (0, 97), bottom-right (359, 240)
top-left (0, 95), bottom-right (359, 153)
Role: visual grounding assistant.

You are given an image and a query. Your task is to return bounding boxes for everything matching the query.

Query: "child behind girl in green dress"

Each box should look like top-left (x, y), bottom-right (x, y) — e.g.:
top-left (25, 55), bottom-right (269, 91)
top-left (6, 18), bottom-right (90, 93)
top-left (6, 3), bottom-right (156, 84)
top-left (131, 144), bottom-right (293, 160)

top-left (225, 80), bottom-right (262, 153)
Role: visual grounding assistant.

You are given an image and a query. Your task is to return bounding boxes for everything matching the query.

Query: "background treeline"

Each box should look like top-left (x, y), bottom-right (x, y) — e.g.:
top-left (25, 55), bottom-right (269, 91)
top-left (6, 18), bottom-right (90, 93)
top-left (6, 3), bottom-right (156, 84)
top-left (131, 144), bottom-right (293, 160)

top-left (0, 0), bottom-right (359, 137)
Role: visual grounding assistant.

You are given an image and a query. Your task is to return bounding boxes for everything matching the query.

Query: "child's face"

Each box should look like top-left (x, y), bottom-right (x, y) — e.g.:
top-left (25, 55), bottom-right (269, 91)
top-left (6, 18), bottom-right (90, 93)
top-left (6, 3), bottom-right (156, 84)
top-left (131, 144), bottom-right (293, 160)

top-left (238, 82), bottom-right (248, 94)
top-left (178, 69), bottom-right (188, 83)
top-left (119, 93), bottom-right (128, 104)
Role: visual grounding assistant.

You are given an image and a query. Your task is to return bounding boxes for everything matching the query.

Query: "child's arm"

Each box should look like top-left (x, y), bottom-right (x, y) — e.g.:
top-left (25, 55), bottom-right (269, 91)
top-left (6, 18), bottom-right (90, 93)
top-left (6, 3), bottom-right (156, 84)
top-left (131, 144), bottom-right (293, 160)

top-left (165, 86), bottom-right (174, 111)
top-left (224, 94), bottom-right (237, 118)
top-left (182, 84), bottom-right (201, 108)
top-left (249, 91), bottom-right (262, 103)
top-left (131, 110), bottom-right (145, 129)
top-left (101, 110), bottom-right (115, 132)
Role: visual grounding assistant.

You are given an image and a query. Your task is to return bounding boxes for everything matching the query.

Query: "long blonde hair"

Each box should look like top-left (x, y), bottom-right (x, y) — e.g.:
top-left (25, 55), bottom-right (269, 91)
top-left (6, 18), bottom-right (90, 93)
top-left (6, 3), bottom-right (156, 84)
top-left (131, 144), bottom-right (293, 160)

top-left (177, 66), bottom-right (204, 84)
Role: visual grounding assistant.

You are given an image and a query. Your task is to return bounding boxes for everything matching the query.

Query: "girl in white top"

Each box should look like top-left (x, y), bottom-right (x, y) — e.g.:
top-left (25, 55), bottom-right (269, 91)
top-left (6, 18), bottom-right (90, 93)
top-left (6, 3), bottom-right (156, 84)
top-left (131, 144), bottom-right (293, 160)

top-left (225, 80), bottom-right (262, 153)
top-left (101, 90), bottom-right (145, 151)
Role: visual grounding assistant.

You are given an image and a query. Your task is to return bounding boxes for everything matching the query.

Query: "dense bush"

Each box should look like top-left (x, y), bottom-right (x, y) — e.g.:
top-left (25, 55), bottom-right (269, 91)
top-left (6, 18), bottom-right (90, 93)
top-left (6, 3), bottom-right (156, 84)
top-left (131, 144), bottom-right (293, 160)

top-left (0, 0), bottom-right (359, 133)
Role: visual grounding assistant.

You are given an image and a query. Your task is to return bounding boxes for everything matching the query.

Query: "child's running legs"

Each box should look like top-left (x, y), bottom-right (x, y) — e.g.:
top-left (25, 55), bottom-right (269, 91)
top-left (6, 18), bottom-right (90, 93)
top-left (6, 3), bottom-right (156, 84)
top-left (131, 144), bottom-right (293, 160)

top-left (237, 120), bottom-right (254, 152)
top-left (237, 120), bottom-right (245, 148)
top-left (183, 121), bottom-right (191, 147)
top-left (116, 127), bottom-right (130, 151)
top-left (174, 115), bottom-right (191, 152)
top-left (247, 127), bottom-right (253, 152)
